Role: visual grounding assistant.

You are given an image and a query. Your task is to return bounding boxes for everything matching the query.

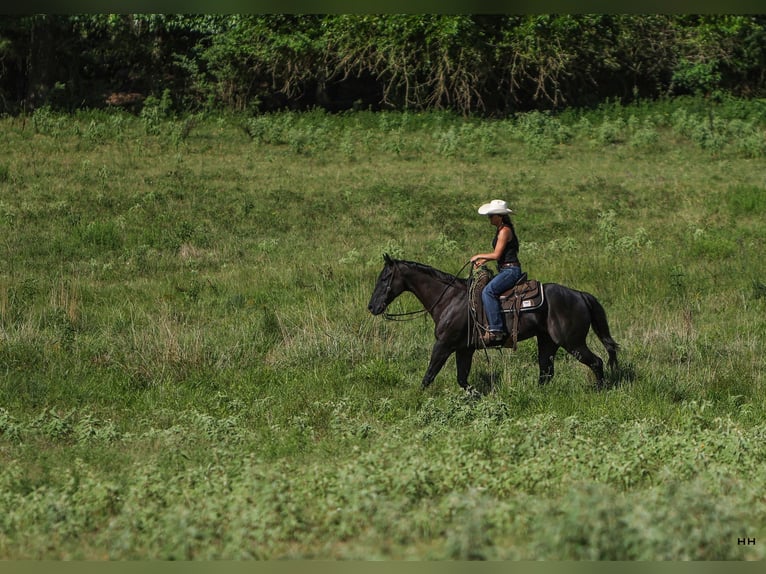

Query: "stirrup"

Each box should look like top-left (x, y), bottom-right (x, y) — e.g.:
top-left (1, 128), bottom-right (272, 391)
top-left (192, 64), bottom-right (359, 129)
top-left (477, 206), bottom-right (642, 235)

top-left (481, 331), bottom-right (506, 345)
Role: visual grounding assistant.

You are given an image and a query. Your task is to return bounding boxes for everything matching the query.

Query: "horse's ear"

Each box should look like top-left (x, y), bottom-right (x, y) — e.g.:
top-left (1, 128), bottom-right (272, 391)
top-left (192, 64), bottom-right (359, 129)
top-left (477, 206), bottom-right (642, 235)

top-left (383, 253), bottom-right (392, 264)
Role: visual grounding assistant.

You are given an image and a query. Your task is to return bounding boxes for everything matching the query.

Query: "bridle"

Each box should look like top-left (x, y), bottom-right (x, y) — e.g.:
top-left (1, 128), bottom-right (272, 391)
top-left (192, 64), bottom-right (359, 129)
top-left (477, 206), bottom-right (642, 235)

top-left (382, 259), bottom-right (473, 321)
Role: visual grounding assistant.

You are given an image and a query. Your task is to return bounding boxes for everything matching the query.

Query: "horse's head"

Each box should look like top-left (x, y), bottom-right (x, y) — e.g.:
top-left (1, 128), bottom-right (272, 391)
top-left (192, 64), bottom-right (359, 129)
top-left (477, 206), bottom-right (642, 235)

top-left (367, 253), bottom-right (405, 315)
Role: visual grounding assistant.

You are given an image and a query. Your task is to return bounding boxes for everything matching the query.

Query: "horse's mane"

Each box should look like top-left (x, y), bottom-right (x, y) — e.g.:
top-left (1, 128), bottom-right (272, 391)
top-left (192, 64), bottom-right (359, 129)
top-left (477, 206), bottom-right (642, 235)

top-left (395, 259), bottom-right (468, 287)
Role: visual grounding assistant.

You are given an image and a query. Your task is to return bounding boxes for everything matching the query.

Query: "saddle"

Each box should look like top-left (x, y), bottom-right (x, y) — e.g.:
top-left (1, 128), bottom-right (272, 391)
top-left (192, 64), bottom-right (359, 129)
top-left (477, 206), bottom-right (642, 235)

top-left (469, 266), bottom-right (544, 350)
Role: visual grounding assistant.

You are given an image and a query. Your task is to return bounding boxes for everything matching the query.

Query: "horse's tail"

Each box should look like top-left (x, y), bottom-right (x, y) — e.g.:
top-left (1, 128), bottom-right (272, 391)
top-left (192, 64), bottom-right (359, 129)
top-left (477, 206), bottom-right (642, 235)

top-left (582, 292), bottom-right (619, 370)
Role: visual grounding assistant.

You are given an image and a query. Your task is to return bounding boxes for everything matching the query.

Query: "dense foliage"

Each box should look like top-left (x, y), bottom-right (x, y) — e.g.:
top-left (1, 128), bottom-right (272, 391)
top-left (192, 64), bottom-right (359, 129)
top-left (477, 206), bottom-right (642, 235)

top-left (2, 14), bottom-right (766, 115)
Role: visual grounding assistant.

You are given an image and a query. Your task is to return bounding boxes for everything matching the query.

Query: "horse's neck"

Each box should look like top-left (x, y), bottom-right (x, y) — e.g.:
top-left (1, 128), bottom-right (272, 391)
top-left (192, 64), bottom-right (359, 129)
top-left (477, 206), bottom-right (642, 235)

top-left (402, 266), bottom-right (461, 316)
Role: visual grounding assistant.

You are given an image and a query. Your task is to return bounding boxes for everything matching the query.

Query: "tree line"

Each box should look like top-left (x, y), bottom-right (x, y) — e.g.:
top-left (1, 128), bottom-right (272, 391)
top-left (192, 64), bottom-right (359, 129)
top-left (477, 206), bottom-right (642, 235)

top-left (1, 14), bottom-right (765, 116)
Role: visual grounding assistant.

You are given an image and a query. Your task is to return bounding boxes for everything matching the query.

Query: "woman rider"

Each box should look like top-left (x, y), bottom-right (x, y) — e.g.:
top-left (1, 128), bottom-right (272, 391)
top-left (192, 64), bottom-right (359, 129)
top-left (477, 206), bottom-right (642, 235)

top-left (470, 199), bottom-right (523, 345)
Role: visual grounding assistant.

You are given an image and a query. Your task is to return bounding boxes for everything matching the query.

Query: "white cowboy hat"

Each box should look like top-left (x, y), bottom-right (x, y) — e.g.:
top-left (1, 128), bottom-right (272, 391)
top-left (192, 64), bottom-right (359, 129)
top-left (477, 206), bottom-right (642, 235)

top-left (477, 199), bottom-right (514, 215)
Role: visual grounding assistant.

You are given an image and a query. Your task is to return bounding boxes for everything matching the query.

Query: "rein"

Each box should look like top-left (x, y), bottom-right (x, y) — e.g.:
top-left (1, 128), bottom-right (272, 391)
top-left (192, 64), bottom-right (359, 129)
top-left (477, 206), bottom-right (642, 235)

top-left (383, 259), bottom-right (473, 321)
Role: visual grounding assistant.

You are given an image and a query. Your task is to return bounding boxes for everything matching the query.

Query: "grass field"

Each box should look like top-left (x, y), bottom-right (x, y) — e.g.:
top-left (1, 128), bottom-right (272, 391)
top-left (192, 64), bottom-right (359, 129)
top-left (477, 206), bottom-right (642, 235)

top-left (0, 97), bottom-right (765, 559)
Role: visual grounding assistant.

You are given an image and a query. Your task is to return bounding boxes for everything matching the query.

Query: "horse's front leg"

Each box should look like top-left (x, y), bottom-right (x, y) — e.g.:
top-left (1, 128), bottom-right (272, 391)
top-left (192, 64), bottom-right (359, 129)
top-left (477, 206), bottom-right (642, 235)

top-left (455, 347), bottom-right (475, 390)
top-left (421, 340), bottom-right (453, 389)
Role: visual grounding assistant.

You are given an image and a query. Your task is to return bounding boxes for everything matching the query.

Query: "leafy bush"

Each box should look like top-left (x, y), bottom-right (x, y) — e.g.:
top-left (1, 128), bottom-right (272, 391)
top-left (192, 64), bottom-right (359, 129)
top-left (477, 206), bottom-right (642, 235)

top-left (31, 105), bottom-right (70, 136)
top-left (140, 89), bottom-right (174, 135)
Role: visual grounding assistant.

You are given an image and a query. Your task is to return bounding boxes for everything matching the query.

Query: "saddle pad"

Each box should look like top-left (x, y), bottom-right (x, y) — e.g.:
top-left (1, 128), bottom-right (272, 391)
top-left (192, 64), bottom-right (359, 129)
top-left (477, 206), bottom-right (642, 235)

top-left (499, 279), bottom-right (544, 312)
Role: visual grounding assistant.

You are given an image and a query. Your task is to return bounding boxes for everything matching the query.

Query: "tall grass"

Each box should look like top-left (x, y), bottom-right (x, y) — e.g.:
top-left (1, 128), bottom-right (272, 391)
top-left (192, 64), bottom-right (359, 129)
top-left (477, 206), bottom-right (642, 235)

top-left (0, 97), bottom-right (765, 559)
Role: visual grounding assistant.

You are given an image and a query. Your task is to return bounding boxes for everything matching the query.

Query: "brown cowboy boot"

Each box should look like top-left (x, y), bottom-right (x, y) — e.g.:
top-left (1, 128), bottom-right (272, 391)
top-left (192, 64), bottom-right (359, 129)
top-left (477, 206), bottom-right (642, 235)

top-left (481, 330), bottom-right (506, 346)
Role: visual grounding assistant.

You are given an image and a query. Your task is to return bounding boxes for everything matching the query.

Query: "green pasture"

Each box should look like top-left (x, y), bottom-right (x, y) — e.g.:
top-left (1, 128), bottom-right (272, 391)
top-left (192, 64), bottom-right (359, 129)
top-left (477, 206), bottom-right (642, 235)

top-left (0, 97), bottom-right (765, 559)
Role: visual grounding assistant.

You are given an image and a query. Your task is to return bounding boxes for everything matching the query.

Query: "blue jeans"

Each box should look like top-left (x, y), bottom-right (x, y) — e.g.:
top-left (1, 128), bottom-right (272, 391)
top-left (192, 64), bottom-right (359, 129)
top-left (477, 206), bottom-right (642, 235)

top-left (482, 266), bottom-right (522, 332)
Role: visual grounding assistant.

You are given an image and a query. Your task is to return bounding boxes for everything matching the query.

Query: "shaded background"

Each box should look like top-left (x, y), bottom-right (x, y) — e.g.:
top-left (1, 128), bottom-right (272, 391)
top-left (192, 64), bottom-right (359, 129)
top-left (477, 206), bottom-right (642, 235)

top-left (2, 14), bottom-right (765, 116)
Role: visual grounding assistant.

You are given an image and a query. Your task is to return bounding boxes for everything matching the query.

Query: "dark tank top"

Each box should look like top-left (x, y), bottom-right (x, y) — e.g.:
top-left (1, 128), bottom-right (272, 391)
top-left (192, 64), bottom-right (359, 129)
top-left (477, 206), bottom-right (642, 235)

top-left (492, 223), bottom-right (519, 267)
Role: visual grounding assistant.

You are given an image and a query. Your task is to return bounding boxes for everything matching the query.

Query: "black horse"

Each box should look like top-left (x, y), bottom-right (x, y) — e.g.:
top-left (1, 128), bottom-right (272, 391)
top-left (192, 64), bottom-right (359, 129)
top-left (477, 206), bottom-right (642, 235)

top-left (367, 254), bottom-right (619, 390)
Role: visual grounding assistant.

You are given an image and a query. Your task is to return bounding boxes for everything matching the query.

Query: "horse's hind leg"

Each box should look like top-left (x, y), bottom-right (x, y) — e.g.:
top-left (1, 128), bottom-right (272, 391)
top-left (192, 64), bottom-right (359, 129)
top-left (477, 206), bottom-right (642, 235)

top-left (606, 345), bottom-right (618, 372)
top-left (566, 344), bottom-right (605, 389)
top-left (537, 334), bottom-right (559, 386)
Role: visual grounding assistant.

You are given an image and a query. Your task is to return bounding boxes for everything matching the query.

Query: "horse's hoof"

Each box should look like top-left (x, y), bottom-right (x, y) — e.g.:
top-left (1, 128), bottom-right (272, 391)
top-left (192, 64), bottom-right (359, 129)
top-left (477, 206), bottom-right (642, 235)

top-left (464, 385), bottom-right (481, 399)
